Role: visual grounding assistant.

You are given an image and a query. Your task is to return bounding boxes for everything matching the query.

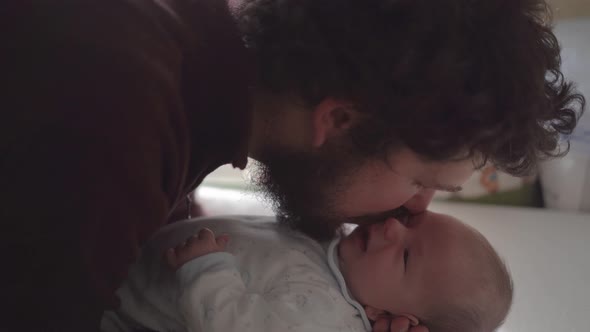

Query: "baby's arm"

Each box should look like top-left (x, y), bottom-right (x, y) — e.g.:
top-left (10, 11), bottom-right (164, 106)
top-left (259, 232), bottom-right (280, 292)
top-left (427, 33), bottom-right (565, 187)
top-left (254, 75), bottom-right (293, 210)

top-left (165, 228), bottom-right (362, 332)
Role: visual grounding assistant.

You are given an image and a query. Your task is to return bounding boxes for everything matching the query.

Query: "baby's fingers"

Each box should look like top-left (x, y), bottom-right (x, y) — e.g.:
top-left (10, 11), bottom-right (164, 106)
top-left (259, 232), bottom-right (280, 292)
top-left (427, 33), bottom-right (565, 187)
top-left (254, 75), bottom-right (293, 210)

top-left (197, 228), bottom-right (215, 242)
top-left (185, 228), bottom-right (215, 248)
top-left (372, 317), bottom-right (391, 332)
top-left (408, 326), bottom-right (429, 332)
top-left (216, 234), bottom-right (230, 249)
top-left (389, 316), bottom-right (424, 332)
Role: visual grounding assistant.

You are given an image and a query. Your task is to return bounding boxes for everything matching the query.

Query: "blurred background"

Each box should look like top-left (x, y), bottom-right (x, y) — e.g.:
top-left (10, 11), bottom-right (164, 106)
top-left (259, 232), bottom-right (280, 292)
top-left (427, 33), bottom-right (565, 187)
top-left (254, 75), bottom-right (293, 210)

top-left (201, 0), bottom-right (590, 213)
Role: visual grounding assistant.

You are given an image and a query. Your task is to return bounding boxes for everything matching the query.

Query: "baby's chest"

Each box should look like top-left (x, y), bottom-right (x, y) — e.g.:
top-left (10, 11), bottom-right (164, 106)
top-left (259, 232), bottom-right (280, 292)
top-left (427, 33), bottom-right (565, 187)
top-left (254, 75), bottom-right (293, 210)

top-left (228, 241), bottom-right (326, 287)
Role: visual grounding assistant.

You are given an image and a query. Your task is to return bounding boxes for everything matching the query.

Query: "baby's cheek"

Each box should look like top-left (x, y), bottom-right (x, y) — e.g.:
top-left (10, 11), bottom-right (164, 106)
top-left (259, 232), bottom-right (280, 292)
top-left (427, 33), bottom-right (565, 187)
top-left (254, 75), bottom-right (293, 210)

top-left (346, 274), bottom-right (368, 305)
top-left (355, 261), bottom-right (380, 290)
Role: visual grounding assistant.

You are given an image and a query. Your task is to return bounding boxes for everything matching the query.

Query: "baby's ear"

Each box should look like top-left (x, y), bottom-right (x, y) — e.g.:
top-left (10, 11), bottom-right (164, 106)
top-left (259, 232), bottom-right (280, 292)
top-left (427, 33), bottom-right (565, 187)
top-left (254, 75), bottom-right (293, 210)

top-left (364, 306), bottom-right (389, 321)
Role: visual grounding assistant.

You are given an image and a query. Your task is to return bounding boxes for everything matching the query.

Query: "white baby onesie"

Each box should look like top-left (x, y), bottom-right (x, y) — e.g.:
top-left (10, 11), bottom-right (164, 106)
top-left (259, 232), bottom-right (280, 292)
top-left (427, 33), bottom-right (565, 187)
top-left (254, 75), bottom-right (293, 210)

top-left (101, 216), bottom-right (371, 332)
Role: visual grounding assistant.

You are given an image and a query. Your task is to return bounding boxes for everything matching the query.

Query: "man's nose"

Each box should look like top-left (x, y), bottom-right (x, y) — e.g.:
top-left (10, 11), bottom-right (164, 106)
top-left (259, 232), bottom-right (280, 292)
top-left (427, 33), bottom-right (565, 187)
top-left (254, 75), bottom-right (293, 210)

top-left (403, 189), bottom-right (435, 214)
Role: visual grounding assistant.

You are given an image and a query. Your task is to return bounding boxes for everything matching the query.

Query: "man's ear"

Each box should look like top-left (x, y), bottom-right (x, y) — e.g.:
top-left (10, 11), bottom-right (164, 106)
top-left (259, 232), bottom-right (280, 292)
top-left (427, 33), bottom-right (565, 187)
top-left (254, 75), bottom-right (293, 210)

top-left (311, 98), bottom-right (359, 148)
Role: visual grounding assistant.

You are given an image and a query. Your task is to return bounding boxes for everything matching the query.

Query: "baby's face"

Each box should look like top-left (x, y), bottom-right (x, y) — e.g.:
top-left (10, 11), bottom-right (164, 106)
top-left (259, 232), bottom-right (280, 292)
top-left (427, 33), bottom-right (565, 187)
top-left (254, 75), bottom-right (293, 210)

top-left (338, 211), bottom-right (480, 321)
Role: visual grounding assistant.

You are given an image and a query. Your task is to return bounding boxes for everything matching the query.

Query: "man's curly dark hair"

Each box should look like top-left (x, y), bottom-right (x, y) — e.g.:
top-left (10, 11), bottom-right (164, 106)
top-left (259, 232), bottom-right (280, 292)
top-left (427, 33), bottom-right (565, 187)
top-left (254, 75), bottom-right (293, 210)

top-left (237, 0), bottom-right (585, 175)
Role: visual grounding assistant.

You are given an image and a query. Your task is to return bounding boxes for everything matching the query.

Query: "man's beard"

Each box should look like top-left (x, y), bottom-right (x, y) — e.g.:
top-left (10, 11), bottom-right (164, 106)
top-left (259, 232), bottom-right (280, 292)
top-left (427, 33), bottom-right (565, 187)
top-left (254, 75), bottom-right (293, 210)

top-left (250, 145), bottom-right (361, 241)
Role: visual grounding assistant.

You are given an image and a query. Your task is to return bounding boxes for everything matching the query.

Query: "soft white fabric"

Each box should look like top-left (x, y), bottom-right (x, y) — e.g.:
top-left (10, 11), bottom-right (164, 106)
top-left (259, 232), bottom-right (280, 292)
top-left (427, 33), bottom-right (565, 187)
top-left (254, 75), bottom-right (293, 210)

top-left (101, 216), bottom-right (371, 332)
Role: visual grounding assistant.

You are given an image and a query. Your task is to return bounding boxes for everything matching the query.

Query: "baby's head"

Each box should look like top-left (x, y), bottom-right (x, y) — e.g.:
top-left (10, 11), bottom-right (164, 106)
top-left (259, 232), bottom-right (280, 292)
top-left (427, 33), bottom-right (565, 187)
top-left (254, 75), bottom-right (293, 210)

top-left (338, 211), bottom-right (512, 332)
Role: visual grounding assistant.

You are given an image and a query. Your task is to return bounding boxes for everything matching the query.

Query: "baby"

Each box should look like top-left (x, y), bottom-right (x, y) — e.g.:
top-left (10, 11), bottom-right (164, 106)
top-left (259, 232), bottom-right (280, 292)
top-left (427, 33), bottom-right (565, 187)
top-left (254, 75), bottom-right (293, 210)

top-left (101, 212), bottom-right (512, 332)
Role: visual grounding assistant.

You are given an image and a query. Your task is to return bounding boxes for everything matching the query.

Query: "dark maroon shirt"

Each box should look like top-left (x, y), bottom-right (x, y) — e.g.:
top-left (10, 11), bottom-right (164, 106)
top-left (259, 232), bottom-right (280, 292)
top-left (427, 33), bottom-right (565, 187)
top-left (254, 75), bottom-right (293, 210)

top-left (1, 0), bottom-right (252, 330)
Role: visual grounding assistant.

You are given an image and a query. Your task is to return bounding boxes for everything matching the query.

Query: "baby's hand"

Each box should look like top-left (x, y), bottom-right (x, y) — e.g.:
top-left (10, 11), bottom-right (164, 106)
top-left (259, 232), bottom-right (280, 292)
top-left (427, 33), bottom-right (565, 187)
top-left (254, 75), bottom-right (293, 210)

top-left (165, 228), bottom-right (229, 270)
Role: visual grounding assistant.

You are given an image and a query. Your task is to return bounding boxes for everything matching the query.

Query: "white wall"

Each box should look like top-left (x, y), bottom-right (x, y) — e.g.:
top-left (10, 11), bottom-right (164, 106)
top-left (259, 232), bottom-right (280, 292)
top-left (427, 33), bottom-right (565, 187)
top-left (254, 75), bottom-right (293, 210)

top-left (539, 18), bottom-right (590, 212)
top-left (554, 18), bottom-right (590, 153)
